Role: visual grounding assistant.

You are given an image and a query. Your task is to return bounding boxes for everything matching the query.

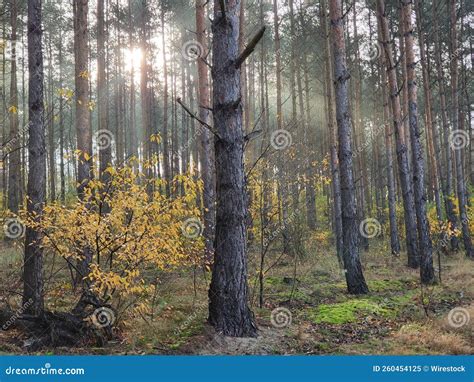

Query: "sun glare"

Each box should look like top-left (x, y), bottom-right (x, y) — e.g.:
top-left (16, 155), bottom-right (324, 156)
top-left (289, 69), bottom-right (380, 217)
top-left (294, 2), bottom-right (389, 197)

top-left (123, 47), bottom-right (143, 72)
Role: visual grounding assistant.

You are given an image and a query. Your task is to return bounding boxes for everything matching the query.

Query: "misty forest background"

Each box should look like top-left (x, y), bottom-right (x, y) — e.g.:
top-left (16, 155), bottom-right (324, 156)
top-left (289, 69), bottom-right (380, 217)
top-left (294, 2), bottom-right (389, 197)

top-left (0, 0), bottom-right (473, 354)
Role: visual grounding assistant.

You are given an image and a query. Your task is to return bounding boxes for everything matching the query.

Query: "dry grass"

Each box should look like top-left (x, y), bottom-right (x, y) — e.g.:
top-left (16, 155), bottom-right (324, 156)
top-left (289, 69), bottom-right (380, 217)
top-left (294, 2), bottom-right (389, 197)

top-left (392, 316), bottom-right (473, 355)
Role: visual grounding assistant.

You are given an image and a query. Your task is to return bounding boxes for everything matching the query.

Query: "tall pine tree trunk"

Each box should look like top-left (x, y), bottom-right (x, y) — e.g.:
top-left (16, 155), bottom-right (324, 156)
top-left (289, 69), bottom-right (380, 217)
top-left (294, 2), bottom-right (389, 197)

top-left (352, 1), bottom-right (371, 245)
top-left (47, 34), bottom-right (55, 202)
top-left (329, 0), bottom-right (368, 294)
top-left (303, 52), bottom-right (317, 230)
top-left (271, 0), bottom-right (290, 254)
top-left (23, 0), bottom-right (45, 316)
top-left (7, 0), bottom-right (21, 213)
top-left (322, 0), bottom-right (343, 266)
top-left (97, 0), bottom-right (111, 185)
top-left (139, 1), bottom-right (152, 191)
top-left (377, 0), bottom-right (419, 268)
top-left (161, 7), bottom-right (171, 197)
top-left (378, 20), bottom-right (400, 255)
top-left (128, 0), bottom-right (137, 160)
top-left (449, 0), bottom-right (473, 258)
top-left (196, 0), bottom-right (216, 262)
top-left (208, 0), bottom-right (257, 337)
top-left (58, 34), bottom-right (65, 203)
top-left (433, 0), bottom-right (458, 250)
top-left (401, 0), bottom-right (435, 283)
top-left (73, 0), bottom-right (93, 282)
top-left (414, 0), bottom-right (442, 222)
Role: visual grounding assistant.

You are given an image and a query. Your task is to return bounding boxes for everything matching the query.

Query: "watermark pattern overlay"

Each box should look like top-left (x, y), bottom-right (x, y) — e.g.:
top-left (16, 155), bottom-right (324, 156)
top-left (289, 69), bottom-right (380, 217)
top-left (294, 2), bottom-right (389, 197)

top-left (93, 129), bottom-right (115, 151)
top-left (359, 218), bottom-right (381, 239)
top-left (3, 218), bottom-right (26, 239)
top-left (263, 209), bottom-right (301, 248)
top-left (270, 307), bottom-right (292, 329)
top-left (173, 303), bottom-right (207, 338)
top-left (181, 40), bottom-right (204, 62)
top-left (448, 130), bottom-right (470, 150)
top-left (181, 218), bottom-right (203, 239)
top-left (1, 121), bottom-right (31, 160)
top-left (270, 129), bottom-right (292, 150)
top-left (447, 307), bottom-right (470, 328)
top-left (360, 40), bottom-right (382, 61)
top-left (2, 298), bottom-right (33, 331)
top-left (90, 307), bottom-right (116, 329)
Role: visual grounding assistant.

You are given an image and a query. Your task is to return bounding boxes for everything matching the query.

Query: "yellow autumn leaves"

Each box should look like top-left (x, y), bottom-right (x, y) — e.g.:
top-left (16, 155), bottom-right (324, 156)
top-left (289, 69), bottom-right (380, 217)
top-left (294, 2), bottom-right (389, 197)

top-left (22, 159), bottom-right (204, 302)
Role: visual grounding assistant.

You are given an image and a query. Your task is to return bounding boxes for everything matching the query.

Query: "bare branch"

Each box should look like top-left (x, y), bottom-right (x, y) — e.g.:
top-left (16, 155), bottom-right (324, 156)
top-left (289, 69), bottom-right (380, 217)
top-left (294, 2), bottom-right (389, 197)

top-left (176, 97), bottom-right (221, 139)
top-left (235, 26), bottom-right (266, 68)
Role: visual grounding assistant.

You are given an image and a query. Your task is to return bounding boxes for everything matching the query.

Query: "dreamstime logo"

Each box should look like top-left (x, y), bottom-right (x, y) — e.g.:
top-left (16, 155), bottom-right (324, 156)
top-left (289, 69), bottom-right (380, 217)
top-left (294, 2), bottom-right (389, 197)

top-left (177, 124), bottom-right (208, 158)
top-left (360, 41), bottom-right (382, 61)
top-left (3, 218), bottom-right (26, 239)
top-left (263, 209), bottom-right (301, 248)
top-left (93, 129), bottom-right (115, 151)
top-left (5, 363), bottom-right (85, 376)
top-left (181, 41), bottom-right (204, 62)
top-left (0, 38), bottom-right (14, 61)
top-left (449, 130), bottom-right (470, 150)
top-left (353, 123), bottom-right (385, 158)
top-left (447, 307), bottom-right (470, 328)
top-left (270, 129), bottom-right (292, 150)
top-left (181, 218), bottom-right (203, 239)
top-left (359, 218), bottom-right (381, 239)
top-left (173, 303), bottom-right (206, 337)
top-left (270, 307), bottom-right (292, 328)
top-left (1, 122), bottom-right (31, 159)
top-left (2, 298), bottom-right (33, 330)
top-left (90, 307), bottom-right (116, 328)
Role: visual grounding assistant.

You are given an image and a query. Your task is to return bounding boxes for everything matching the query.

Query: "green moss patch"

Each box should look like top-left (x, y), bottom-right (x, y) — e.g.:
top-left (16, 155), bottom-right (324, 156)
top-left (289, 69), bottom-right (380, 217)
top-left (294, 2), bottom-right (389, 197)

top-left (367, 279), bottom-right (409, 293)
top-left (265, 276), bottom-right (285, 286)
top-left (276, 289), bottom-right (312, 303)
top-left (309, 299), bottom-right (391, 324)
top-left (309, 286), bottom-right (423, 325)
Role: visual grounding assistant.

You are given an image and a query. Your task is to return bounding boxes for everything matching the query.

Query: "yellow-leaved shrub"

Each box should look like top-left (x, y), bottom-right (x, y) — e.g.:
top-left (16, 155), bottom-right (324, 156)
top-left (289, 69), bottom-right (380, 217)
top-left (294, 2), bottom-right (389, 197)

top-left (23, 159), bottom-right (204, 309)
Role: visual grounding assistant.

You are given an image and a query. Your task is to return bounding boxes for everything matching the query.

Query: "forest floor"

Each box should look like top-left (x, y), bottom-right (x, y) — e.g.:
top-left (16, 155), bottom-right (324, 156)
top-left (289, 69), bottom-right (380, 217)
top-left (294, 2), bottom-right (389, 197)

top-left (0, 238), bottom-right (473, 355)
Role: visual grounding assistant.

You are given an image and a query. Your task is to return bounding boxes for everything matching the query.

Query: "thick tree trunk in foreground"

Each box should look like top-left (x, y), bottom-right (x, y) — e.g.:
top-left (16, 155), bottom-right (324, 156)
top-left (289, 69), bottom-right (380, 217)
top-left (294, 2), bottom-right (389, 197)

top-left (23, 0), bottom-right (45, 316)
top-left (401, 0), bottom-right (434, 283)
top-left (196, 0), bottom-right (216, 263)
top-left (377, 0), bottom-right (419, 268)
top-left (329, 0), bottom-right (368, 294)
top-left (208, 0), bottom-right (257, 337)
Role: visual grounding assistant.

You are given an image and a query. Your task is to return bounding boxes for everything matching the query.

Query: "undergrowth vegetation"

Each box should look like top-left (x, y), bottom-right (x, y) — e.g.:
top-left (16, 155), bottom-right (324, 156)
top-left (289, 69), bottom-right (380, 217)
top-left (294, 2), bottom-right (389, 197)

top-left (1, 234), bottom-right (472, 355)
